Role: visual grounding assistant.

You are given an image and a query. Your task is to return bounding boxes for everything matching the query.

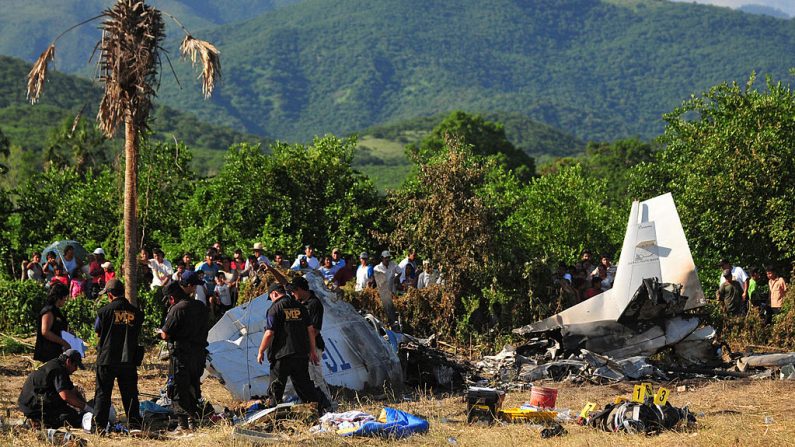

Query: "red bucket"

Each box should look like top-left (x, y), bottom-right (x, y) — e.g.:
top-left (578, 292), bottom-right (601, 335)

top-left (529, 386), bottom-right (558, 409)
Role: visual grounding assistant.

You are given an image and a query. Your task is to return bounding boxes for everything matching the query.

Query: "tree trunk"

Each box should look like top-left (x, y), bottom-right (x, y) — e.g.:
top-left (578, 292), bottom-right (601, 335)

top-left (123, 116), bottom-right (139, 307)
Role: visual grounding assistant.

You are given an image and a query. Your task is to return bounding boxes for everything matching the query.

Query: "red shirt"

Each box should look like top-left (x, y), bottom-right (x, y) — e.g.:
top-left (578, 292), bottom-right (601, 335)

top-left (583, 287), bottom-right (601, 299)
top-left (89, 261), bottom-right (104, 284)
top-left (50, 275), bottom-right (68, 286)
top-left (333, 267), bottom-right (355, 287)
top-left (104, 271), bottom-right (116, 284)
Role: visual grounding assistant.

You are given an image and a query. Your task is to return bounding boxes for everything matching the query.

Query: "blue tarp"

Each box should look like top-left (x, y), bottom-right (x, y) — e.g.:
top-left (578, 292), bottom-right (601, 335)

top-left (341, 407), bottom-right (429, 439)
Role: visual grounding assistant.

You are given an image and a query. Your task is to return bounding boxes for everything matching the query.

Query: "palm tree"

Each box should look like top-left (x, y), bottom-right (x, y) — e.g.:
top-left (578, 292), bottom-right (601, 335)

top-left (27, 0), bottom-right (220, 306)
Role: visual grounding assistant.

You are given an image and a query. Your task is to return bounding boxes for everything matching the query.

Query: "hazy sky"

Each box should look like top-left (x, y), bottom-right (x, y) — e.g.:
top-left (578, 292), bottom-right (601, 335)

top-left (671, 0), bottom-right (795, 16)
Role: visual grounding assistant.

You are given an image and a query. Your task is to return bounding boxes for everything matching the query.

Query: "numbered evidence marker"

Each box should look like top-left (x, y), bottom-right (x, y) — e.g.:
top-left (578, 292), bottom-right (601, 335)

top-left (579, 402), bottom-right (597, 419)
top-left (643, 382), bottom-right (653, 397)
top-left (631, 384), bottom-right (646, 403)
top-left (653, 387), bottom-right (670, 406)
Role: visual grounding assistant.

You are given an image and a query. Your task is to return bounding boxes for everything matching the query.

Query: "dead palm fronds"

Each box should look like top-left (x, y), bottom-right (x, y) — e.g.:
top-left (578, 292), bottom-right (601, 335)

top-left (96, 0), bottom-right (165, 138)
top-left (180, 35), bottom-right (221, 99)
top-left (26, 45), bottom-right (55, 104)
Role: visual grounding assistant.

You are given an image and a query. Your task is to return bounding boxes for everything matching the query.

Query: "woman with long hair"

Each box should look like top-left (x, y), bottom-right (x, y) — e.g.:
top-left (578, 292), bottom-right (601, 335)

top-left (33, 282), bottom-right (72, 362)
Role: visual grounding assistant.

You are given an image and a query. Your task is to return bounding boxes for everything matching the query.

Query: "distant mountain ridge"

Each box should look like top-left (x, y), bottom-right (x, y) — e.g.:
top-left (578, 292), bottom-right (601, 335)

top-left (4, 0), bottom-right (795, 144)
top-left (151, 0), bottom-right (795, 142)
top-left (737, 4), bottom-right (790, 18)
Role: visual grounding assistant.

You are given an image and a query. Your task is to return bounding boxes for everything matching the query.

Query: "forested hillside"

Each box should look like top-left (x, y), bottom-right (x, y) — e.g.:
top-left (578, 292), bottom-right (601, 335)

top-left (148, 0), bottom-right (795, 142)
top-left (0, 0), bottom-right (299, 73)
top-left (0, 56), bottom-right (263, 177)
top-left (6, 1), bottom-right (793, 143)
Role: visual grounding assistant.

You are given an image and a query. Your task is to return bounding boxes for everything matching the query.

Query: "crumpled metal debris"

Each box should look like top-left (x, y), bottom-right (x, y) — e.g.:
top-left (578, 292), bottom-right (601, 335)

top-left (475, 343), bottom-right (667, 386)
top-left (399, 335), bottom-right (473, 389)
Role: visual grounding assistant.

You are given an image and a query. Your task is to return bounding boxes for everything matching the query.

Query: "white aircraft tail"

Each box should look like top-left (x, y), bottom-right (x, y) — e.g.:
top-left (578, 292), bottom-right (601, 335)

top-left (523, 193), bottom-right (704, 332)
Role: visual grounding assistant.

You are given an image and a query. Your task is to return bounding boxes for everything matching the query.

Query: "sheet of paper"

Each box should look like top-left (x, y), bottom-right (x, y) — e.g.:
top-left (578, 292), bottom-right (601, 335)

top-left (61, 331), bottom-right (86, 357)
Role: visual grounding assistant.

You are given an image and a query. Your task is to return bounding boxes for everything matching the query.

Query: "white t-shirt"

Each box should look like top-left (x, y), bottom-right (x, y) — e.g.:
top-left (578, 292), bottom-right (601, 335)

top-left (195, 285), bottom-right (208, 305)
top-left (148, 259), bottom-right (173, 289)
top-left (719, 266), bottom-right (748, 287)
top-left (291, 255), bottom-right (320, 270)
top-left (355, 265), bottom-right (372, 291)
top-left (374, 262), bottom-right (402, 295)
top-left (215, 283), bottom-right (232, 306)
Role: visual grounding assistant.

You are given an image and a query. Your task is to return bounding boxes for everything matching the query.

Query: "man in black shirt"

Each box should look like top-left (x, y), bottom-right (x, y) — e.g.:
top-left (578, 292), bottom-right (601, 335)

top-left (18, 349), bottom-right (87, 428)
top-left (256, 282), bottom-right (320, 408)
top-left (159, 281), bottom-right (209, 429)
top-left (93, 278), bottom-right (144, 431)
top-left (290, 276), bottom-right (332, 404)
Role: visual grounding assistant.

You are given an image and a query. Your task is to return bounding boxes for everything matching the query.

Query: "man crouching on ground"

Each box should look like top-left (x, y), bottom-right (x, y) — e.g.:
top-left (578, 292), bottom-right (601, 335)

top-left (18, 349), bottom-right (89, 429)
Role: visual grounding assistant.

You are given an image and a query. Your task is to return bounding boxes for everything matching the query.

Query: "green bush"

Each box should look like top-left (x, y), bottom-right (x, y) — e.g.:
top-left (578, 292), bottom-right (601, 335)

top-left (0, 280), bottom-right (47, 336)
top-left (62, 295), bottom-right (107, 342)
top-left (137, 288), bottom-right (167, 343)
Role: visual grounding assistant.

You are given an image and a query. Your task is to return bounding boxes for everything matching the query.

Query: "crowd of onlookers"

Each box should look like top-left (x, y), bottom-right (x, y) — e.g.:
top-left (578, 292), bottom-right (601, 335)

top-left (713, 259), bottom-right (788, 324)
top-left (552, 250), bottom-right (617, 310)
top-left (21, 243), bottom-right (788, 326)
top-left (19, 242), bottom-right (443, 320)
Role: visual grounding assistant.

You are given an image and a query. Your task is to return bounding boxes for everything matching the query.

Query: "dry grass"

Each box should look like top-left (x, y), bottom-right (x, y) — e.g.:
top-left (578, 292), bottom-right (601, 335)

top-left (1, 348), bottom-right (794, 447)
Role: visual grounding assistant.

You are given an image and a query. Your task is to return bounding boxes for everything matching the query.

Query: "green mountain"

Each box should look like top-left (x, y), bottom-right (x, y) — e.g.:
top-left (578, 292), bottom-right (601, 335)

top-left (5, 0), bottom-right (795, 147)
top-left (0, 55), bottom-right (263, 175)
top-left (0, 0), bottom-right (299, 73)
top-left (147, 0), bottom-right (795, 143)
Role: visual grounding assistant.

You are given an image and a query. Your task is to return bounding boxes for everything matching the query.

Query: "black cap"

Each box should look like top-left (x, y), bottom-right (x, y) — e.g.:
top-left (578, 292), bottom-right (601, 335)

top-left (179, 270), bottom-right (204, 286)
top-left (99, 278), bottom-right (124, 296)
top-left (291, 276), bottom-right (309, 291)
top-left (164, 281), bottom-right (189, 302)
top-left (267, 283), bottom-right (285, 296)
top-left (61, 349), bottom-right (84, 369)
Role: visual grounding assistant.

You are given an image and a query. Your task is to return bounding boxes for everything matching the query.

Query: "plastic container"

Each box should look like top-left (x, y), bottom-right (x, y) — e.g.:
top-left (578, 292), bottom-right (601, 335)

top-left (529, 386), bottom-right (558, 409)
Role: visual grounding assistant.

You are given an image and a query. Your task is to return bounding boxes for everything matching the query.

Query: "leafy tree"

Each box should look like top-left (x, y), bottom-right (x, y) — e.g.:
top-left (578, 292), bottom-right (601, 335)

top-left (629, 73), bottom-right (795, 268)
top-left (136, 138), bottom-right (196, 253)
top-left (386, 137), bottom-right (499, 298)
top-left (0, 126), bottom-right (9, 174)
top-left (43, 115), bottom-right (114, 175)
top-left (580, 138), bottom-right (657, 207)
top-left (180, 136), bottom-right (383, 258)
top-left (506, 164), bottom-right (623, 264)
top-left (27, 0), bottom-right (220, 305)
top-left (407, 111), bottom-right (536, 181)
top-left (10, 166), bottom-right (118, 256)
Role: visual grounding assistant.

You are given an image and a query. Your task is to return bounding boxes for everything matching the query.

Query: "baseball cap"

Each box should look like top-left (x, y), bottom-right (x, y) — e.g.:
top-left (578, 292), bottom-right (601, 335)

top-left (164, 281), bottom-right (189, 302)
top-left (99, 278), bottom-right (124, 296)
top-left (61, 349), bottom-right (84, 369)
top-left (180, 270), bottom-right (204, 286)
top-left (93, 248), bottom-right (105, 255)
top-left (252, 242), bottom-right (264, 250)
top-left (359, 252), bottom-right (369, 259)
top-left (563, 273), bottom-right (573, 283)
top-left (268, 283), bottom-right (286, 296)
top-left (381, 250), bottom-right (391, 258)
top-left (291, 276), bottom-right (309, 291)
top-left (332, 248), bottom-right (340, 254)
top-left (722, 269), bottom-right (732, 278)
top-left (101, 261), bottom-right (112, 269)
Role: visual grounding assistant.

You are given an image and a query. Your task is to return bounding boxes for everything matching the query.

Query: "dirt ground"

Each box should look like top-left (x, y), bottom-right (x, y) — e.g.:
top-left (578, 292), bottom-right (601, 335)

top-left (1, 348), bottom-right (794, 447)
